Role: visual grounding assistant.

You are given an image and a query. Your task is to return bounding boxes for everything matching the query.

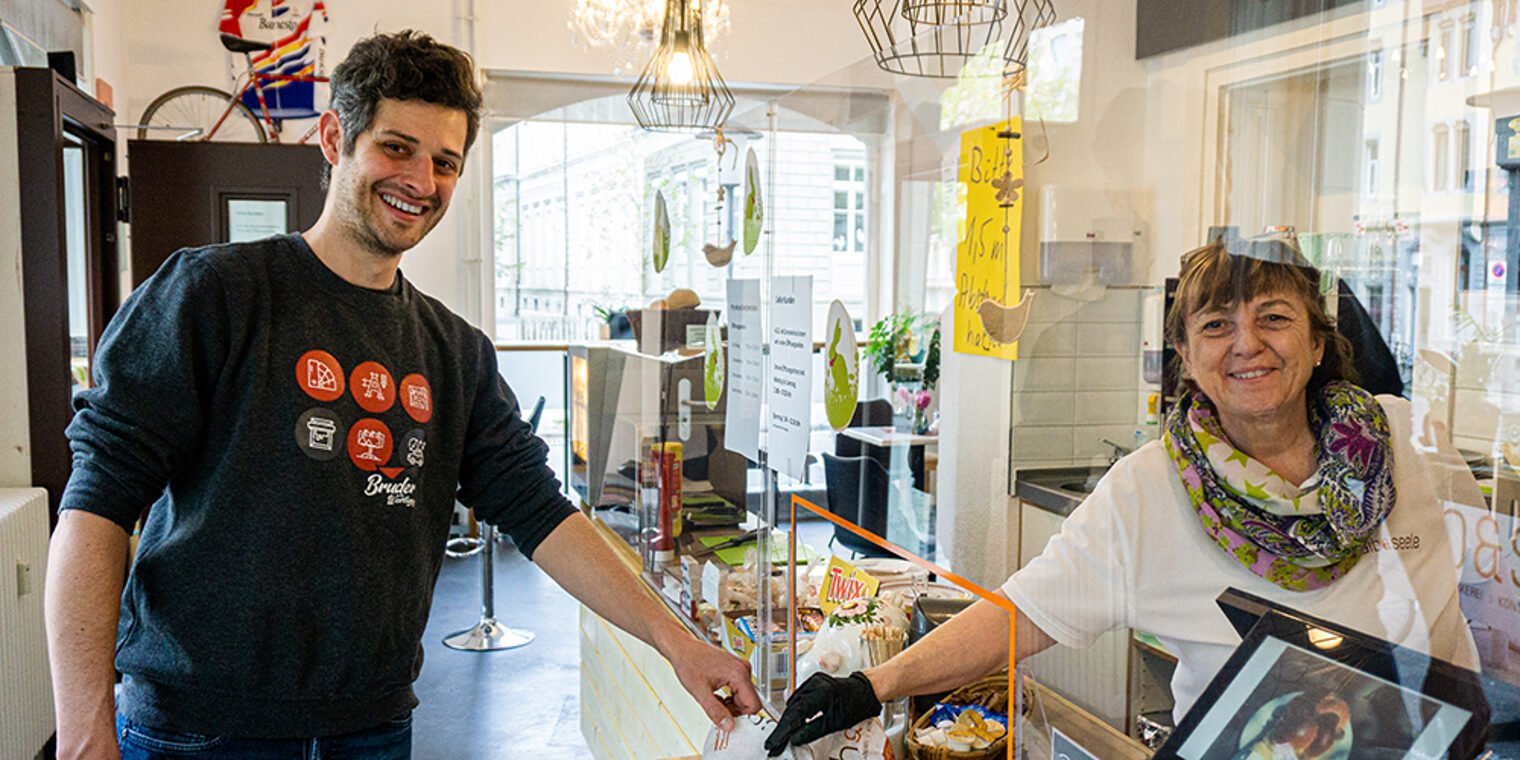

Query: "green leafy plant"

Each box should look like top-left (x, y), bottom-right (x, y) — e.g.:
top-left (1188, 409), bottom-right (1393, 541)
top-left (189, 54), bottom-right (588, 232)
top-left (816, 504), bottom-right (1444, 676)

top-left (864, 311), bottom-right (938, 385)
top-left (923, 324), bottom-right (941, 392)
top-left (591, 304), bottom-right (621, 325)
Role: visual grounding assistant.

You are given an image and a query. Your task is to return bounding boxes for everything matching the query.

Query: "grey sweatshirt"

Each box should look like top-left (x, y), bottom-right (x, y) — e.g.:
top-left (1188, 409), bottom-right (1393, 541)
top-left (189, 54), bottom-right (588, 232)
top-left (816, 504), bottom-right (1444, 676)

top-left (61, 234), bottom-right (575, 737)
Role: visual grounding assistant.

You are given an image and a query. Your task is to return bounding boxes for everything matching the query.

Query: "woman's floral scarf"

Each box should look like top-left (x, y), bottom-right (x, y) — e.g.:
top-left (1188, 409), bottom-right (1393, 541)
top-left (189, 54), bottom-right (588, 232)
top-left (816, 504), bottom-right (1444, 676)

top-left (1162, 381), bottom-right (1395, 591)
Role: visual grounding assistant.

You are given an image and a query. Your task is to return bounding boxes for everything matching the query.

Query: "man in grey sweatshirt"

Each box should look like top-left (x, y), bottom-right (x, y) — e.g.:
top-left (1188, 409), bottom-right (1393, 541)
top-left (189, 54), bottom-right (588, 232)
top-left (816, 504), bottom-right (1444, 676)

top-left (46, 30), bottom-right (759, 760)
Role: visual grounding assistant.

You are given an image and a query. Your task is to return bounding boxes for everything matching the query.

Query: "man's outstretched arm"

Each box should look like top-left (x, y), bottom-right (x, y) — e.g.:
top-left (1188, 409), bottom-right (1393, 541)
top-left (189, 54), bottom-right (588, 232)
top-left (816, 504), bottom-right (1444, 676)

top-left (531, 511), bottom-right (763, 729)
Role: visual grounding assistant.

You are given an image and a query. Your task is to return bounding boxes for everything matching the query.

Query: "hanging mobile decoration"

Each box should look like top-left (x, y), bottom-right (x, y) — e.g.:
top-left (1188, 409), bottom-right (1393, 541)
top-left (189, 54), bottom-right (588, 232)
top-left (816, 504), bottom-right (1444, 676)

top-left (974, 122), bottom-right (1035, 345)
top-left (652, 190), bottom-right (671, 273)
top-left (703, 126), bottom-right (738, 267)
top-left (703, 311), bottom-right (725, 409)
top-left (823, 300), bottom-right (860, 431)
top-left (703, 240), bottom-right (736, 267)
top-left (742, 146), bottom-right (763, 255)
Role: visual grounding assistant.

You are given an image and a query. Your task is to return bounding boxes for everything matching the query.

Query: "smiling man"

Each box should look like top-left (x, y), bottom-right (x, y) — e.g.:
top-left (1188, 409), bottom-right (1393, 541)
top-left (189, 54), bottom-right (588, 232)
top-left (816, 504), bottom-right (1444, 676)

top-left (46, 30), bottom-right (759, 760)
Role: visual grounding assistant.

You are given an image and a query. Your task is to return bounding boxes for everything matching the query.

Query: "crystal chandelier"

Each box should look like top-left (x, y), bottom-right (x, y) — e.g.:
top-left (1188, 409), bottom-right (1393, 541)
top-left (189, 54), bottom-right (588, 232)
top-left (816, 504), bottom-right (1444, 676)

top-left (854, 0), bottom-right (1057, 78)
top-left (569, 0), bottom-right (730, 75)
top-left (627, 0), bottom-right (735, 132)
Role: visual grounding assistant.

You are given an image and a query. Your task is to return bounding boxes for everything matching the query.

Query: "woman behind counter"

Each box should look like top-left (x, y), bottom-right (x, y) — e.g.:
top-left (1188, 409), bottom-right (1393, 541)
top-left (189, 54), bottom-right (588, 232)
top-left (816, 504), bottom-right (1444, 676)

top-left (766, 237), bottom-right (1483, 755)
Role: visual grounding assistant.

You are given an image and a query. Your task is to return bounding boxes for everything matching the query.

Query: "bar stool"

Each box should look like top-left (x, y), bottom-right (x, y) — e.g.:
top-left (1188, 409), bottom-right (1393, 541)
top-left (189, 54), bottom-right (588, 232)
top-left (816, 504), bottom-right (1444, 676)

top-left (443, 396), bottom-right (546, 652)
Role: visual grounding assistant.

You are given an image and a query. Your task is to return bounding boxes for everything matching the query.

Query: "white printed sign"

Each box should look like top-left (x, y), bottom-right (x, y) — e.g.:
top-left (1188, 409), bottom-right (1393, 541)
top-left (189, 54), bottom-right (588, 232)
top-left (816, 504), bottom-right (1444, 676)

top-left (768, 276), bottom-right (813, 481)
top-left (724, 279), bottom-right (763, 462)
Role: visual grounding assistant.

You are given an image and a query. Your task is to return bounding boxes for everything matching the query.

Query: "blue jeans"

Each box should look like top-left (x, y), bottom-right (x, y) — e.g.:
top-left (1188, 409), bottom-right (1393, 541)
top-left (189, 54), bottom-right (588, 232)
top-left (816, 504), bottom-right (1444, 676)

top-left (116, 713), bottom-right (412, 760)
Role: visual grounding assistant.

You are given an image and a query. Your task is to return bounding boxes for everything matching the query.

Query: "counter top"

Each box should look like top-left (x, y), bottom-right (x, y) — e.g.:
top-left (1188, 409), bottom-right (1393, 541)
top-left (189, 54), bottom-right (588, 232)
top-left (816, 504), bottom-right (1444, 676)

top-left (1013, 465), bottom-right (1107, 516)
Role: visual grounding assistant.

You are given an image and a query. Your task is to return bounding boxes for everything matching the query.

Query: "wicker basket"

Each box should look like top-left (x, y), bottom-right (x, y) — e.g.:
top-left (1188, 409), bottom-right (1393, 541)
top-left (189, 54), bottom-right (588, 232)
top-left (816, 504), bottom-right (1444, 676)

top-left (904, 674), bottom-right (1016, 760)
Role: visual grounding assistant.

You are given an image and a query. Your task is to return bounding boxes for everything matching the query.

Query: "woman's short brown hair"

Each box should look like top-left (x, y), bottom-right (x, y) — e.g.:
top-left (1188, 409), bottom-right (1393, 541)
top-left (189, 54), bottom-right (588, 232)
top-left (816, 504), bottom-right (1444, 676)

top-left (1164, 240), bottom-right (1355, 397)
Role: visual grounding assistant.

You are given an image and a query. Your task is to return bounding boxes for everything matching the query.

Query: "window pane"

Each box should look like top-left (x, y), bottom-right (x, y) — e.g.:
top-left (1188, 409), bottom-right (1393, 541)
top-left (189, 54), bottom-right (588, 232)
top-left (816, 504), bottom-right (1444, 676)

top-left (854, 167), bottom-right (864, 182)
top-left (494, 124), bottom-right (871, 344)
top-left (853, 212), bottom-right (865, 252)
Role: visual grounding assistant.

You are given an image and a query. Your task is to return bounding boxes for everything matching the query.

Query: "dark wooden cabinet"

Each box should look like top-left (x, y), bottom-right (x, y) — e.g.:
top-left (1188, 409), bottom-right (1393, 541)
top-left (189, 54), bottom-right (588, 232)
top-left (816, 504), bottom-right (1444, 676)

top-left (126, 140), bottom-right (325, 287)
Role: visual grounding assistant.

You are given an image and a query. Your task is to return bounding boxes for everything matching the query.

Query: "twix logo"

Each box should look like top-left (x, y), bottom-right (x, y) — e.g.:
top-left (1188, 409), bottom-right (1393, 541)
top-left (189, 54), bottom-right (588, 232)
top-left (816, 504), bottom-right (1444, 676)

top-left (819, 556), bottom-right (880, 615)
top-left (826, 566), bottom-right (870, 603)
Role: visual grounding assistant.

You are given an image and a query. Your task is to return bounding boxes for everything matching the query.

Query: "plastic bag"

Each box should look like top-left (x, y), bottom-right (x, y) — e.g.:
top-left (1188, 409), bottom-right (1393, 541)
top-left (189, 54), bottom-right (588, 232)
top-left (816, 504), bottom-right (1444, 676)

top-left (794, 596), bottom-right (909, 683)
top-left (701, 715), bottom-right (894, 760)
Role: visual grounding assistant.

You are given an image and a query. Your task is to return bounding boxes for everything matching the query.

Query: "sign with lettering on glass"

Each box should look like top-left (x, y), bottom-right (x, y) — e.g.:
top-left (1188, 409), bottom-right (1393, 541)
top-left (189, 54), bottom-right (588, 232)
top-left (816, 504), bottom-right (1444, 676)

top-left (953, 117), bottom-right (1024, 360)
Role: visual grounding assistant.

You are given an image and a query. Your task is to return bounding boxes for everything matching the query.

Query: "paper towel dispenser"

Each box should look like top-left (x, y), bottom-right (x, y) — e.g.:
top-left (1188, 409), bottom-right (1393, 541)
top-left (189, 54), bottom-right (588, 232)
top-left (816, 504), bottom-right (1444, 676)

top-left (1039, 186), bottom-right (1135, 285)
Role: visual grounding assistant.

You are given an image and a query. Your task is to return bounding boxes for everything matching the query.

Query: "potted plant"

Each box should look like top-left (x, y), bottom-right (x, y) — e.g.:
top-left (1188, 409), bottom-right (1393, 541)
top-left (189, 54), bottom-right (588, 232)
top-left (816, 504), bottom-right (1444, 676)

top-left (866, 311), bottom-right (940, 433)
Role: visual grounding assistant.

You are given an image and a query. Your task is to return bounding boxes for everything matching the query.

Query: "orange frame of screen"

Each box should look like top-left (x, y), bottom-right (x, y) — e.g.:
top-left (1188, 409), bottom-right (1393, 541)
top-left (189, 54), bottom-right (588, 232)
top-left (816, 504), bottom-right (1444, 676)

top-left (785, 494), bottom-right (1018, 760)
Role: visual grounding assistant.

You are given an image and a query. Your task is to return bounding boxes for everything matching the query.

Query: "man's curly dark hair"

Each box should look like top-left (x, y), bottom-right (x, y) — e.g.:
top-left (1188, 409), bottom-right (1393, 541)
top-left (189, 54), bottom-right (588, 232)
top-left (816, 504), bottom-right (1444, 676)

top-left (327, 30), bottom-right (482, 158)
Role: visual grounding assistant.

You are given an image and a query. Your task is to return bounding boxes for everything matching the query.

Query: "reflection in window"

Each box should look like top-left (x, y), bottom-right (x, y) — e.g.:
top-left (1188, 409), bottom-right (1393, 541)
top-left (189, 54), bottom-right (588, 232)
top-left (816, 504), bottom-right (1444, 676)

top-left (1027, 17), bottom-right (1085, 123)
top-left (1456, 121), bottom-right (1472, 191)
top-left (1433, 125), bottom-right (1450, 191)
top-left (1461, 16), bottom-right (1477, 77)
top-left (939, 43), bottom-right (1006, 131)
top-left (833, 155), bottom-right (867, 253)
top-left (1368, 48), bottom-right (1383, 100)
top-left (1438, 25), bottom-right (1452, 81)
top-left (1364, 138), bottom-right (1379, 196)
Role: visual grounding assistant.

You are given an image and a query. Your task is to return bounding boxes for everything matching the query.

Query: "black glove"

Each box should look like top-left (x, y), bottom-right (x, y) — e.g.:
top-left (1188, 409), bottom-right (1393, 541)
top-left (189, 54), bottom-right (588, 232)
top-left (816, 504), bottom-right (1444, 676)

top-left (764, 671), bottom-right (881, 756)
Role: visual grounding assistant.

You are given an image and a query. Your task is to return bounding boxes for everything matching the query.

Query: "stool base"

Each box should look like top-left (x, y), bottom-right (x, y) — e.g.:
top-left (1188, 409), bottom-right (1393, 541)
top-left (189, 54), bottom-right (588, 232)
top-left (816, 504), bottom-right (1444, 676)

top-left (443, 618), bottom-right (534, 651)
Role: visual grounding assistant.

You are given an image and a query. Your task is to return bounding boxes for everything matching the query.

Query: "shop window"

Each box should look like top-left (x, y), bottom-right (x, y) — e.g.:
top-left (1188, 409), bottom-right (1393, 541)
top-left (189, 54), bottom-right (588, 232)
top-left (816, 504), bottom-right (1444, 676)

top-left (1372, 49), bottom-right (1384, 95)
top-left (491, 119), bottom-right (872, 342)
top-left (833, 156), bottom-right (867, 253)
top-left (1456, 121), bottom-right (1473, 191)
top-left (1026, 17), bottom-right (1085, 123)
top-left (1364, 138), bottom-right (1380, 196)
top-left (1433, 125), bottom-right (1450, 191)
top-left (1437, 25), bottom-right (1453, 81)
top-left (1461, 16), bottom-right (1477, 77)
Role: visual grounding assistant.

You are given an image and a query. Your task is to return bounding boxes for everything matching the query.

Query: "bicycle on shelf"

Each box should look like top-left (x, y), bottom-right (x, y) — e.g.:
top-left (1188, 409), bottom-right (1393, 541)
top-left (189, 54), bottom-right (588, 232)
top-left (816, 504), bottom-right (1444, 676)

top-left (137, 33), bottom-right (328, 144)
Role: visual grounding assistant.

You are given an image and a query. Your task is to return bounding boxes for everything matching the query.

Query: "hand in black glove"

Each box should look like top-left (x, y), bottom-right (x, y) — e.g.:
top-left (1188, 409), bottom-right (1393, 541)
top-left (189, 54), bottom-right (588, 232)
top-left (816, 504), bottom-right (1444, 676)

top-left (763, 671), bottom-right (881, 757)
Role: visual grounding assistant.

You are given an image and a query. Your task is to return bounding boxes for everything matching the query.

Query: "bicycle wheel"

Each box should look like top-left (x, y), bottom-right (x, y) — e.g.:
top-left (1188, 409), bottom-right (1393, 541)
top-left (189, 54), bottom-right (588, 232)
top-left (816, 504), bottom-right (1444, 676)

top-left (137, 86), bottom-right (267, 143)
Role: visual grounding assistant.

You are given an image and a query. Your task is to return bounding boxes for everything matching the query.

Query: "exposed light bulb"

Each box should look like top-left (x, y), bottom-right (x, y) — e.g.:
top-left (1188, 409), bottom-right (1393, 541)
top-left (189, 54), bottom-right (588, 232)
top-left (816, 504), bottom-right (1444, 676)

top-left (668, 50), bottom-right (694, 84)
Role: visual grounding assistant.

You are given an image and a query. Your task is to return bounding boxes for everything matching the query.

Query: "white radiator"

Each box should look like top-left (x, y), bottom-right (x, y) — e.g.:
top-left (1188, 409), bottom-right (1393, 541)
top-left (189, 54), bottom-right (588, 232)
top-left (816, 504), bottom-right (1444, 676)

top-left (0, 488), bottom-right (52, 760)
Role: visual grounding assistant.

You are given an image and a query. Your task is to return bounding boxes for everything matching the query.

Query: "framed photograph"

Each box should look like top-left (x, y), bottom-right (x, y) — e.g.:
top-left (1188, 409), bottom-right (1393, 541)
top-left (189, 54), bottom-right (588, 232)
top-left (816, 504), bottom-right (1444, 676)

top-left (1157, 598), bottom-right (1490, 760)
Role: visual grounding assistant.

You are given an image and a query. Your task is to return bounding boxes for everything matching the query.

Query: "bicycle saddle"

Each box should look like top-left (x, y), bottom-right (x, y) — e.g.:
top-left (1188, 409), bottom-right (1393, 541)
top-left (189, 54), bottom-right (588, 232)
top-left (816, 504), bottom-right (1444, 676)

top-left (219, 33), bottom-right (274, 54)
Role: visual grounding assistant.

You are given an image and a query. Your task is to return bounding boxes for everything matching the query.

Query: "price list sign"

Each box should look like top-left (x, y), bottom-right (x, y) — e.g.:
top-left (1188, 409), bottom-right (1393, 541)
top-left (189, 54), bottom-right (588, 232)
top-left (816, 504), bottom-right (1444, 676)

top-left (768, 276), bottom-right (814, 481)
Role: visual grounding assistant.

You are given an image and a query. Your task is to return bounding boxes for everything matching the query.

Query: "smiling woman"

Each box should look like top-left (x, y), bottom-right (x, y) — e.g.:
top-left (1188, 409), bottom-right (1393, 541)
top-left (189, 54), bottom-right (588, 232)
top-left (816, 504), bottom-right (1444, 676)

top-left (765, 231), bottom-right (1484, 755)
top-left (1166, 240), bottom-right (1354, 484)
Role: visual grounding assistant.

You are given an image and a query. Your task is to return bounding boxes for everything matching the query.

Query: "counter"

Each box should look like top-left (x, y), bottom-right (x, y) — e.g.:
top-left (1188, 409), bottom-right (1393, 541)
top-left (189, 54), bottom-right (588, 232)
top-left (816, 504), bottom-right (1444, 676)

top-left (579, 512), bottom-right (719, 760)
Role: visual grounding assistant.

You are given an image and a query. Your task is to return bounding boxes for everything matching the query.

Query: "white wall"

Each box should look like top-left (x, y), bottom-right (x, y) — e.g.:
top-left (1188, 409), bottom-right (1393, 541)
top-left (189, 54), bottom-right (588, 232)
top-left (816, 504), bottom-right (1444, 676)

top-left (1020, 0), bottom-right (1154, 288)
top-left (0, 69), bottom-right (32, 487)
top-left (935, 0), bottom-right (1156, 585)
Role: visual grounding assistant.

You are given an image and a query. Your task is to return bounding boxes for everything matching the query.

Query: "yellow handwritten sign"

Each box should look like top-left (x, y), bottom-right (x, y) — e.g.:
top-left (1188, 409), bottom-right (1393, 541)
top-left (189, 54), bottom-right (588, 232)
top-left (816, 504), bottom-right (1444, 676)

top-left (953, 118), bottom-right (1023, 360)
top-left (818, 555), bottom-right (880, 615)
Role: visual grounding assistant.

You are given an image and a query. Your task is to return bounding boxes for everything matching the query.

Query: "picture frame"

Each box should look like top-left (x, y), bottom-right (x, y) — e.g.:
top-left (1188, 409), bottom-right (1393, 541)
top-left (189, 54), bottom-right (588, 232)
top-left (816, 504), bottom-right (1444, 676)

top-left (1155, 592), bottom-right (1490, 759)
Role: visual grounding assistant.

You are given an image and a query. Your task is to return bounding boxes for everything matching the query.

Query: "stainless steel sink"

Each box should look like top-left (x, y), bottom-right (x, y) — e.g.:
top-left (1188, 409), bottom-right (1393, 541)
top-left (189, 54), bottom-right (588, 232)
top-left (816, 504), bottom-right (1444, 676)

top-left (1057, 480), bottom-right (1097, 495)
top-left (1015, 465), bottom-right (1109, 515)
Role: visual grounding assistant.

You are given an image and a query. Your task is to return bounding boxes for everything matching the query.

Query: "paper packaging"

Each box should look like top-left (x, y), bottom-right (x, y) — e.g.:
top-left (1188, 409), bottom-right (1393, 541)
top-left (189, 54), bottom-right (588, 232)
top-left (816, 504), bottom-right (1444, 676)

top-left (648, 441), bottom-right (683, 561)
top-left (702, 715), bottom-right (893, 760)
top-left (681, 555), bottom-right (704, 619)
